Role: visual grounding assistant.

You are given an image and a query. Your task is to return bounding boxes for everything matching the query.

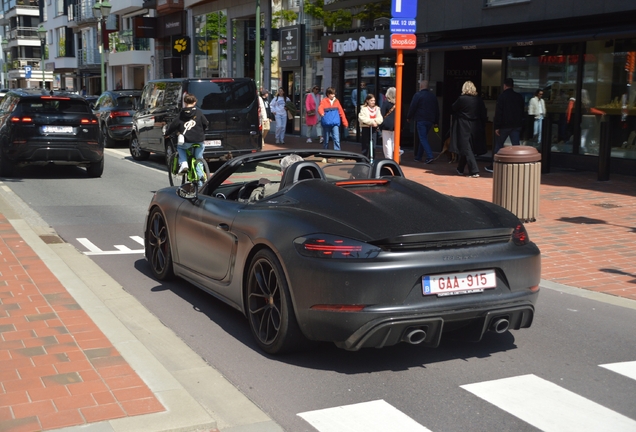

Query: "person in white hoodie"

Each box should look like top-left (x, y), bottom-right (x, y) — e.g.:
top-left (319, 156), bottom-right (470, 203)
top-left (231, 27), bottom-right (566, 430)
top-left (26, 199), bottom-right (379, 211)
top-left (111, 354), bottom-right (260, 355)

top-left (528, 89), bottom-right (546, 143)
top-left (271, 88), bottom-right (290, 144)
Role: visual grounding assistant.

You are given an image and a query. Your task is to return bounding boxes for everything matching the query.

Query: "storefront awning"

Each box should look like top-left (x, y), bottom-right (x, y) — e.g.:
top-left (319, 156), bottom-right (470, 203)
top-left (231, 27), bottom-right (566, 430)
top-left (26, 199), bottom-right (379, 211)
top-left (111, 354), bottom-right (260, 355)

top-left (418, 25), bottom-right (636, 52)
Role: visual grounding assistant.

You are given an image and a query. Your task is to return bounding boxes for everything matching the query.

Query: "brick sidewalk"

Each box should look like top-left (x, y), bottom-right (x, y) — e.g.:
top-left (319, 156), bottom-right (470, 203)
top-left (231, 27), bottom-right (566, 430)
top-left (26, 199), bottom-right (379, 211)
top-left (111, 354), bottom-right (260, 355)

top-left (266, 134), bottom-right (636, 301)
top-left (0, 215), bottom-right (164, 431)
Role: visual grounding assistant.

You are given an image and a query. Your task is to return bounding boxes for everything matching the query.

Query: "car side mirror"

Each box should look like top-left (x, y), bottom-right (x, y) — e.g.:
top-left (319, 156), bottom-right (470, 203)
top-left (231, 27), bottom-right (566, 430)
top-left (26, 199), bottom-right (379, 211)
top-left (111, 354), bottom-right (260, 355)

top-left (177, 182), bottom-right (199, 202)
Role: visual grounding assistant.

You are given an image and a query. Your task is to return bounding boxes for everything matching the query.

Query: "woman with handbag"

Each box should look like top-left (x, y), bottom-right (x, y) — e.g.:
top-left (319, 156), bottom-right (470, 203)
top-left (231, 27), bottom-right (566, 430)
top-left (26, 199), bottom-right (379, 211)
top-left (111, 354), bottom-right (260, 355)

top-left (271, 88), bottom-right (290, 144)
top-left (258, 91), bottom-right (270, 147)
top-left (380, 87), bottom-right (398, 159)
top-left (305, 86), bottom-right (322, 143)
top-left (358, 94), bottom-right (383, 160)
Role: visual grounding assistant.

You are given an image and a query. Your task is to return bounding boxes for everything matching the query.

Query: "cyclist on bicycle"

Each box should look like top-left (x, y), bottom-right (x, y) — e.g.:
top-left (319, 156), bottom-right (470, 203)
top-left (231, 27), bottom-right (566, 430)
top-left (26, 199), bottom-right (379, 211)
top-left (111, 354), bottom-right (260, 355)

top-left (165, 93), bottom-right (209, 175)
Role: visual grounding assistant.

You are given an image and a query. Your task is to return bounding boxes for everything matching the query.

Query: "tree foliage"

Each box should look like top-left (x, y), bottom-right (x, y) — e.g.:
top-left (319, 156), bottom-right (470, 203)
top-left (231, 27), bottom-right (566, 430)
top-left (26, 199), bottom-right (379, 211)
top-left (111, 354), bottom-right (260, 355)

top-left (304, 0), bottom-right (390, 31)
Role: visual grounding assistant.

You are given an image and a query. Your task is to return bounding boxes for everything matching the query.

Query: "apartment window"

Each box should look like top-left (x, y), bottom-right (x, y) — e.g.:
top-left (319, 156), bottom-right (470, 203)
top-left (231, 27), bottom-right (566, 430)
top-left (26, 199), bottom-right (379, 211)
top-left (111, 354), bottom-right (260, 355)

top-left (56, 27), bottom-right (66, 56)
top-left (56, 0), bottom-right (64, 16)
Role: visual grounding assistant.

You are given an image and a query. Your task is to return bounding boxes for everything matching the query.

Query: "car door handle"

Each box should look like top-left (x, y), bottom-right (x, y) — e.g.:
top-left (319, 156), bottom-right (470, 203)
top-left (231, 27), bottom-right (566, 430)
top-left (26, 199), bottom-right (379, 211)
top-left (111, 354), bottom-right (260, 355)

top-left (217, 223), bottom-right (230, 231)
top-left (230, 116), bottom-right (240, 121)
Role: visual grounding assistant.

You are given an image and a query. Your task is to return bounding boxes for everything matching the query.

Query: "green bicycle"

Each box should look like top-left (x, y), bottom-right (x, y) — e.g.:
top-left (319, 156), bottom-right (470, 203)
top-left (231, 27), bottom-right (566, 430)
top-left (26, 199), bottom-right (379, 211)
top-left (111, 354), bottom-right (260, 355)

top-left (167, 142), bottom-right (211, 187)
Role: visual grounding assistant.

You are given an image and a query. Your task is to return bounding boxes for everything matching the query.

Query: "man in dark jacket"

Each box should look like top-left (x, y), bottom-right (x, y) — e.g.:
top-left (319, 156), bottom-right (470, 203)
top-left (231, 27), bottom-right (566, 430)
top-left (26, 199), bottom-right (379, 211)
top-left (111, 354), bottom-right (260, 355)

top-left (407, 81), bottom-right (439, 164)
top-left (166, 93), bottom-right (209, 174)
top-left (485, 78), bottom-right (525, 172)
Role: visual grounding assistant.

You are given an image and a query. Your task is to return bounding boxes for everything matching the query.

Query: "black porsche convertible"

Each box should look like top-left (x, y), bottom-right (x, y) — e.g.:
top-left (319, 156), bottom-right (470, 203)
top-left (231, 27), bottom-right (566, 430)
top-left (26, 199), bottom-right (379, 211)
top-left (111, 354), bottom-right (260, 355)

top-left (144, 150), bottom-right (540, 354)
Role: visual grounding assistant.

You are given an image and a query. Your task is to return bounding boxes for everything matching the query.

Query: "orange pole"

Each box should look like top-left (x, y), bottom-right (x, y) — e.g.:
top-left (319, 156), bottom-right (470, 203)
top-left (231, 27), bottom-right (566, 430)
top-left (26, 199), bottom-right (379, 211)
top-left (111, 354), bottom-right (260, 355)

top-left (393, 49), bottom-right (404, 163)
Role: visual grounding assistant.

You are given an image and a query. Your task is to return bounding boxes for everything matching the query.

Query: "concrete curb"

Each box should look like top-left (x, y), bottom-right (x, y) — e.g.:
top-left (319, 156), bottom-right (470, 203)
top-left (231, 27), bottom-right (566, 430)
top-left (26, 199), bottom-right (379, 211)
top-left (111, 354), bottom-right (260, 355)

top-left (0, 183), bottom-right (284, 432)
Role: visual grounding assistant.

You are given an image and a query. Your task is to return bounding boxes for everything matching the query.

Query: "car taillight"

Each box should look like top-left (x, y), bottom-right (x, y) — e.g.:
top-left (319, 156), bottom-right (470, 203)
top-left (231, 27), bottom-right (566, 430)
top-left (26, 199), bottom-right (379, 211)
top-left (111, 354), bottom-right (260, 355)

top-left (11, 116), bottom-right (33, 123)
top-left (512, 224), bottom-right (529, 246)
top-left (81, 118), bottom-right (98, 124)
top-left (109, 111), bottom-right (131, 118)
top-left (294, 234), bottom-right (381, 259)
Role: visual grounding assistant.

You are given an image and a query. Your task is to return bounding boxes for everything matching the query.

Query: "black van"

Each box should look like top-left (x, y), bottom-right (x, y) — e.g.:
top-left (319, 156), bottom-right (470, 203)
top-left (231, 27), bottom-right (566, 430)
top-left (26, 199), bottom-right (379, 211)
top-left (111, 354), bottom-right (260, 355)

top-left (130, 78), bottom-right (261, 163)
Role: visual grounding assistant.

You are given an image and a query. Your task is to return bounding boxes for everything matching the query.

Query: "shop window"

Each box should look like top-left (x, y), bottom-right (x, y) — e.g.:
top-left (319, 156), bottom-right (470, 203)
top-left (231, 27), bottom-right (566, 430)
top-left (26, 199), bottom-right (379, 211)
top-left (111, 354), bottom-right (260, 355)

top-left (584, 39), bottom-right (636, 160)
top-left (507, 44), bottom-right (581, 154)
top-left (194, 10), bottom-right (228, 78)
top-left (343, 59), bottom-right (358, 138)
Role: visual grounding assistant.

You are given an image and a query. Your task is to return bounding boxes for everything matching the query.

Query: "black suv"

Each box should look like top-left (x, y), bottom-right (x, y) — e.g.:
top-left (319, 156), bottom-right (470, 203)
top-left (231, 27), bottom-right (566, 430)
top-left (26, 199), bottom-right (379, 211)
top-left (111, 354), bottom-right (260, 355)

top-left (0, 89), bottom-right (103, 177)
top-left (92, 89), bottom-right (141, 148)
top-left (131, 78), bottom-right (261, 164)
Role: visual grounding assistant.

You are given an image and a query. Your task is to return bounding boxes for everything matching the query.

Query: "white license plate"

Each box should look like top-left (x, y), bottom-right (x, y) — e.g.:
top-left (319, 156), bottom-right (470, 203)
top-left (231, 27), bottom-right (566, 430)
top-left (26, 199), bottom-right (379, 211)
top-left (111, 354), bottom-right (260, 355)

top-left (204, 140), bottom-right (222, 147)
top-left (422, 269), bottom-right (496, 297)
top-left (43, 126), bottom-right (73, 134)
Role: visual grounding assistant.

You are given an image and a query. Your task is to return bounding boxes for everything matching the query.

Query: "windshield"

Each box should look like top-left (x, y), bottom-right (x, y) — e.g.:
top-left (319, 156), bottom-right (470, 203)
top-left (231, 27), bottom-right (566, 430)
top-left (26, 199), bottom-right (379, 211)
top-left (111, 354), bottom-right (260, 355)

top-left (188, 80), bottom-right (256, 110)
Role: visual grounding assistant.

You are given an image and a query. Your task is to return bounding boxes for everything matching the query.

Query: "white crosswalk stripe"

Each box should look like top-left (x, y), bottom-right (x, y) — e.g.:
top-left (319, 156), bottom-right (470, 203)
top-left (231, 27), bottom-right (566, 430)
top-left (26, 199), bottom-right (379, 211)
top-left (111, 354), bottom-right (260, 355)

top-left (461, 374), bottom-right (636, 432)
top-left (297, 399), bottom-right (431, 432)
top-left (76, 236), bottom-right (144, 255)
top-left (297, 364), bottom-right (636, 432)
top-left (600, 361), bottom-right (636, 381)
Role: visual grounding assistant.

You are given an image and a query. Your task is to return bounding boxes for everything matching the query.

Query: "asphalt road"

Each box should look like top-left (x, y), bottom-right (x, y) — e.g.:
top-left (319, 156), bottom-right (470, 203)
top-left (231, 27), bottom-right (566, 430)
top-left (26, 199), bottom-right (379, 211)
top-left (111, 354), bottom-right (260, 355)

top-left (4, 149), bottom-right (636, 432)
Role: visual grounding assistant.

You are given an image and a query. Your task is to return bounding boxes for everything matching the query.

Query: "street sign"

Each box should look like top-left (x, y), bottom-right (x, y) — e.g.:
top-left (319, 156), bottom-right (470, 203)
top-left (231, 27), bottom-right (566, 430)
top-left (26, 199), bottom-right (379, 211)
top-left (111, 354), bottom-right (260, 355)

top-left (390, 18), bottom-right (416, 34)
top-left (25, 65), bottom-right (32, 79)
top-left (391, 0), bottom-right (417, 18)
top-left (390, 34), bottom-right (417, 50)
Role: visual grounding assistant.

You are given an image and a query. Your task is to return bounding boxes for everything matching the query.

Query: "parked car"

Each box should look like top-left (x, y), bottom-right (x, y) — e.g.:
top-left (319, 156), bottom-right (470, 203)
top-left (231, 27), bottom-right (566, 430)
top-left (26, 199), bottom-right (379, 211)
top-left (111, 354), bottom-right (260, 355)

top-left (92, 89), bottom-right (141, 148)
top-left (0, 89), bottom-right (103, 177)
top-left (144, 149), bottom-right (541, 354)
top-left (131, 78), bottom-right (261, 165)
top-left (83, 95), bottom-right (99, 109)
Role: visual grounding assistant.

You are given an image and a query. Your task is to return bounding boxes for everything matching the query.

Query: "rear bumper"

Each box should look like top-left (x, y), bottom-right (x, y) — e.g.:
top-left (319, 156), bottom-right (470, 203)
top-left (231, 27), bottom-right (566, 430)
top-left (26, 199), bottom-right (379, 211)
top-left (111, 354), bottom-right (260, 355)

top-left (328, 301), bottom-right (536, 351)
top-left (6, 140), bottom-right (103, 165)
top-left (107, 126), bottom-right (133, 141)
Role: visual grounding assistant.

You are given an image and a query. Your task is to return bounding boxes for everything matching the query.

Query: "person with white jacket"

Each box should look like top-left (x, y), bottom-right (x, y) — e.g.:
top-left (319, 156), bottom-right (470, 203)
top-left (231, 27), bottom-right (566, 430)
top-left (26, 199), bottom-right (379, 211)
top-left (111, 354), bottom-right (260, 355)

top-left (271, 88), bottom-right (290, 144)
top-left (528, 89), bottom-right (546, 143)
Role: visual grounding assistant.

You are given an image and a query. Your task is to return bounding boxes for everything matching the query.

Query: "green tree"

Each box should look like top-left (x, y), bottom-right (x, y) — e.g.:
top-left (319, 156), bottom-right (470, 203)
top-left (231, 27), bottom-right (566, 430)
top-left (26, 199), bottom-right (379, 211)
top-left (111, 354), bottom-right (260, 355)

top-left (304, 0), bottom-right (390, 31)
top-left (272, 9), bottom-right (298, 28)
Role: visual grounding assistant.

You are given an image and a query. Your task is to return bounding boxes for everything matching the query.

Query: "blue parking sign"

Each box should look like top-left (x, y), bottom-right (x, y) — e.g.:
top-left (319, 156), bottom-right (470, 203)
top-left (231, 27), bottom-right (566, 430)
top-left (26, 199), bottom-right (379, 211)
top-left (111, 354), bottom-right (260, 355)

top-left (392, 0), bottom-right (417, 18)
top-left (25, 65), bottom-right (32, 79)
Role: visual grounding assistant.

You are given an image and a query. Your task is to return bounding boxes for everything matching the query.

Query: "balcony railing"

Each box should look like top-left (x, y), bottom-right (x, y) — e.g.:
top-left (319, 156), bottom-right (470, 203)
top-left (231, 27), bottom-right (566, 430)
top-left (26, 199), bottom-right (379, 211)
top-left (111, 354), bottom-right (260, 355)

top-left (9, 26), bottom-right (39, 40)
top-left (110, 31), bottom-right (151, 52)
top-left (68, 1), bottom-right (97, 24)
top-left (77, 48), bottom-right (102, 67)
top-left (8, 57), bottom-right (40, 69)
top-left (3, 0), bottom-right (39, 10)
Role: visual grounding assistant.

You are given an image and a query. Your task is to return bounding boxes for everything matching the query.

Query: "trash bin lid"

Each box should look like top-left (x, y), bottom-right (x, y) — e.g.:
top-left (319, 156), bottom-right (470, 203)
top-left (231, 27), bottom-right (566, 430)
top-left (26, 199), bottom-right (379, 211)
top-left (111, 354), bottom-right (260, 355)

top-left (494, 145), bottom-right (541, 163)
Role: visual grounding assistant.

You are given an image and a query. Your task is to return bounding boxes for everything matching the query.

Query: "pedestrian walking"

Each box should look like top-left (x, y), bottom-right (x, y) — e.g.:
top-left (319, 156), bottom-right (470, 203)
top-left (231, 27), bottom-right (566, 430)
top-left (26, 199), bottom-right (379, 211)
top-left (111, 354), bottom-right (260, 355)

top-left (380, 87), bottom-right (399, 160)
top-left (305, 86), bottom-right (322, 143)
top-left (449, 81), bottom-right (488, 178)
top-left (485, 78), bottom-right (525, 172)
top-left (358, 94), bottom-right (383, 160)
top-left (528, 89), bottom-right (546, 144)
top-left (318, 87), bottom-right (348, 154)
top-left (271, 88), bottom-right (290, 144)
top-left (407, 80), bottom-right (439, 164)
top-left (258, 90), bottom-right (270, 147)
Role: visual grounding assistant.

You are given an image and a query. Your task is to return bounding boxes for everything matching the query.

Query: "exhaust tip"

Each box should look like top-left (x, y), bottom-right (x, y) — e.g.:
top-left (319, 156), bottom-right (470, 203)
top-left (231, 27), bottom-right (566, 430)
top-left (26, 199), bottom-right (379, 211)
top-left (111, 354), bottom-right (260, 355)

top-left (401, 327), bottom-right (427, 345)
top-left (490, 318), bottom-right (510, 334)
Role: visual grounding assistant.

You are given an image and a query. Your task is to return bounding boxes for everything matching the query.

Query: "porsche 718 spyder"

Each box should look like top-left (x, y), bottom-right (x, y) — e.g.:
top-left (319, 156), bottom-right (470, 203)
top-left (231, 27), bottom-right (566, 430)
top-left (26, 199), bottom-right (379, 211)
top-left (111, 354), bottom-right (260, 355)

top-left (144, 150), bottom-right (541, 354)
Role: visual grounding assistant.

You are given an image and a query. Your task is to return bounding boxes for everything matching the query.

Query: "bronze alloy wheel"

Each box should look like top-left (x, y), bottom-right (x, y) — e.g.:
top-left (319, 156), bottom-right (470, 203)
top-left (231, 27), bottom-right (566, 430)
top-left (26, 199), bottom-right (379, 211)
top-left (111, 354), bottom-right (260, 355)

top-left (246, 249), bottom-right (303, 354)
top-left (147, 209), bottom-right (174, 280)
